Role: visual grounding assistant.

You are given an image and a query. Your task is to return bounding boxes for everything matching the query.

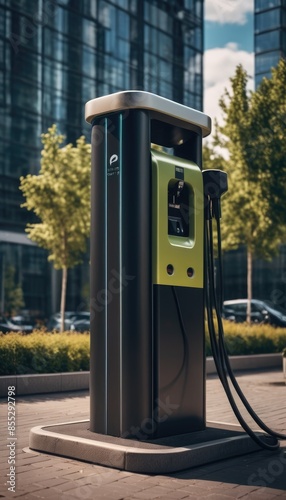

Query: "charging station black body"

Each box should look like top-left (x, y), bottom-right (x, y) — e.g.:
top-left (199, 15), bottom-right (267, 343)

top-left (86, 92), bottom-right (211, 439)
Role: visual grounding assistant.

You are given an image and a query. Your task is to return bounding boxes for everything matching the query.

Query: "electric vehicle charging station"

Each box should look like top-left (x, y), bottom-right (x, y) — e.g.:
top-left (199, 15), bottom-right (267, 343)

top-left (85, 90), bottom-right (210, 439)
top-left (29, 91), bottom-right (285, 472)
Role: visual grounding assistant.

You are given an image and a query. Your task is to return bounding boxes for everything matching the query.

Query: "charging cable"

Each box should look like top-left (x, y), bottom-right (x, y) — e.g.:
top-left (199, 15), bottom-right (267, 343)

top-left (203, 169), bottom-right (286, 451)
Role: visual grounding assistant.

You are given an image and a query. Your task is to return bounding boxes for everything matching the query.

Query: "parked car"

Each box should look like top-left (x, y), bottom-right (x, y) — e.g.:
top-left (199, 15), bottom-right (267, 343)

top-left (70, 312), bottom-right (90, 332)
top-left (46, 311), bottom-right (76, 331)
top-left (10, 314), bottom-right (35, 327)
top-left (0, 315), bottom-right (33, 334)
top-left (222, 299), bottom-right (286, 327)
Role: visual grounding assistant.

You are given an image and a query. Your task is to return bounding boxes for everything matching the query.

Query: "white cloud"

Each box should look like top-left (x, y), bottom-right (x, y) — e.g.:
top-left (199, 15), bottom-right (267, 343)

top-left (205, 0), bottom-right (253, 25)
top-left (204, 43), bottom-right (254, 129)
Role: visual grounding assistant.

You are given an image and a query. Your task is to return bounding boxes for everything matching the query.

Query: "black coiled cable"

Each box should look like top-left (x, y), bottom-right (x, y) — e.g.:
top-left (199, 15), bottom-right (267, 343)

top-left (205, 213), bottom-right (286, 450)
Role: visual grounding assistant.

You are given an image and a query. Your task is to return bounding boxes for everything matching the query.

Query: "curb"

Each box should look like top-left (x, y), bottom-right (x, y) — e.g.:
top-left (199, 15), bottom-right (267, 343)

top-left (0, 354), bottom-right (282, 398)
top-left (0, 371), bottom-right (89, 398)
top-left (206, 352), bottom-right (282, 375)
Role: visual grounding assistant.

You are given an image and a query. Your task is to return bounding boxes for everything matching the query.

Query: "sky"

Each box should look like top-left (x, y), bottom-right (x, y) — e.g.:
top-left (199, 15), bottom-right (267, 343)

top-left (204, 0), bottom-right (254, 126)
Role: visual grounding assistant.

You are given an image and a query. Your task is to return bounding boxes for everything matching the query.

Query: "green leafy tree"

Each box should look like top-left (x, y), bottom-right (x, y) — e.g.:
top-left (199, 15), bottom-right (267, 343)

top-left (203, 138), bottom-right (226, 171)
top-left (247, 59), bottom-right (286, 227)
top-left (20, 125), bottom-right (91, 332)
top-left (3, 265), bottom-right (25, 316)
top-left (209, 65), bottom-right (285, 322)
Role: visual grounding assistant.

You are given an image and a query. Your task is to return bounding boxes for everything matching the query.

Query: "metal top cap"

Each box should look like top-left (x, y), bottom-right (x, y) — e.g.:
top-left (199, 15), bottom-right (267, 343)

top-left (85, 90), bottom-right (211, 137)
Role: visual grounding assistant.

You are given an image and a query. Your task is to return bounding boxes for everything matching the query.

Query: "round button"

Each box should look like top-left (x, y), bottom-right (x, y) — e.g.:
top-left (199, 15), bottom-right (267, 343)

top-left (167, 264), bottom-right (174, 275)
top-left (187, 267), bottom-right (194, 278)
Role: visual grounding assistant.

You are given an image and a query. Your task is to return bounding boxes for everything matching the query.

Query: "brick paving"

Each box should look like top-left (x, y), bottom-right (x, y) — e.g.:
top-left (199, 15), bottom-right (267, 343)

top-left (0, 369), bottom-right (285, 499)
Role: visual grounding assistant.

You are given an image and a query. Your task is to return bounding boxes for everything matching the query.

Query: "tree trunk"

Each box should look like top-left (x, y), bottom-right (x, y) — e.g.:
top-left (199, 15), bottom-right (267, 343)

top-left (246, 249), bottom-right (252, 324)
top-left (60, 266), bottom-right (68, 333)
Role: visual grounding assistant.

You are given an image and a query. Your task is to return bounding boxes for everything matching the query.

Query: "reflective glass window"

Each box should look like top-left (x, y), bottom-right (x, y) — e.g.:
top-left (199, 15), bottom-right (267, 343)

top-left (83, 47), bottom-right (96, 77)
top-left (99, 1), bottom-right (112, 29)
top-left (117, 0), bottom-right (128, 8)
top-left (82, 0), bottom-right (97, 18)
top-left (255, 0), bottom-right (281, 12)
top-left (66, 10), bottom-right (83, 40)
top-left (159, 80), bottom-right (172, 99)
top-left (158, 33), bottom-right (172, 59)
top-left (50, 5), bottom-right (66, 31)
top-left (118, 39), bottom-right (129, 60)
top-left (83, 19), bottom-right (97, 48)
top-left (282, 29), bottom-right (286, 50)
top-left (159, 59), bottom-right (172, 82)
top-left (185, 27), bottom-right (202, 50)
top-left (255, 30), bottom-right (280, 52)
top-left (11, 50), bottom-right (41, 84)
top-left (145, 52), bottom-right (157, 75)
top-left (43, 28), bottom-right (67, 61)
top-left (44, 61), bottom-right (64, 91)
top-left (157, 9), bottom-right (168, 31)
top-left (10, 0), bottom-right (40, 15)
top-left (0, 38), bottom-right (4, 65)
top-left (118, 10), bottom-right (129, 39)
top-left (195, 0), bottom-right (203, 18)
top-left (255, 50), bottom-right (281, 73)
top-left (11, 80), bottom-right (41, 114)
top-left (82, 77), bottom-right (96, 103)
top-left (256, 9), bottom-right (280, 32)
top-left (0, 7), bottom-right (7, 36)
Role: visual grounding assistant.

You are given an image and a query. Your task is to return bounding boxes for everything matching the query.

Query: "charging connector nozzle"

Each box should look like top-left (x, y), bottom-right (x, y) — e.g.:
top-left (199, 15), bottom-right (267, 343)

top-left (202, 169), bottom-right (228, 220)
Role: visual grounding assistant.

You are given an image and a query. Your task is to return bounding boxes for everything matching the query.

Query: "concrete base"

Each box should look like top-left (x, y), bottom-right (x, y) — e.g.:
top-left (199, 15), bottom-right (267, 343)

top-left (29, 420), bottom-right (265, 474)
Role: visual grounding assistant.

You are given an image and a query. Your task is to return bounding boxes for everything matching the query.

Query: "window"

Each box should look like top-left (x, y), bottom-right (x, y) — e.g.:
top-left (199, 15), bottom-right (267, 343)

top-left (282, 29), bottom-right (286, 51)
top-left (83, 19), bottom-right (97, 48)
top-left (256, 9), bottom-right (280, 32)
top-left (255, 30), bottom-right (280, 52)
top-left (158, 32), bottom-right (172, 59)
top-left (255, 0), bottom-right (281, 13)
top-left (11, 0), bottom-right (41, 16)
top-left (255, 50), bottom-right (281, 73)
top-left (11, 80), bottom-right (41, 114)
top-left (83, 46), bottom-right (96, 77)
top-left (82, 0), bottom-right (97, 18)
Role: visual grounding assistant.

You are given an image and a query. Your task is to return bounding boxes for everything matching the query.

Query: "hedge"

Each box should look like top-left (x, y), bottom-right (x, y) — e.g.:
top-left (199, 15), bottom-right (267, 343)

top-left (0, 322), bottom-right (286, 376)
top-left (0, 331), bottom-right (90, 376)
top-left (205, 321), bottom-right (286, 356)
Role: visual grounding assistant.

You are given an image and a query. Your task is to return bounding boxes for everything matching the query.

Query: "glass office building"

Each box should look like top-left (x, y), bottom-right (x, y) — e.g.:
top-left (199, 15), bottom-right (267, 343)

top-left (240, 0), bottom-right (286, 307)
top-left (0, 0), bottom-right (204, 320)
top-left (255, 0), bottom-right (286, 87)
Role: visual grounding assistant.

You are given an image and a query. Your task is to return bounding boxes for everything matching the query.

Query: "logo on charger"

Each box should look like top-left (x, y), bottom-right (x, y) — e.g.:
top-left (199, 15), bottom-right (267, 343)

top-left (107, 154), bottom-right (119, 176)
top-left (110, 154), bottom-right (118, 165)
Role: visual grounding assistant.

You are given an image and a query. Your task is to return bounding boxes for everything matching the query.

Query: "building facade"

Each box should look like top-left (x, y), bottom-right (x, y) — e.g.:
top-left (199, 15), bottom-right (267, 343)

top-left (235, 0), bottom-right (286, 308)
top-left (255, 0), bottom-right (286, 87)
top-left (0, 0), bottom-right (204, 320)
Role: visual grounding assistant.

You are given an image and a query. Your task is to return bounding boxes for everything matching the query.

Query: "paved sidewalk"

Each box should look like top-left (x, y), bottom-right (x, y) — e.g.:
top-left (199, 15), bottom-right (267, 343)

top-left (0, 369), bottom-right (285, 499)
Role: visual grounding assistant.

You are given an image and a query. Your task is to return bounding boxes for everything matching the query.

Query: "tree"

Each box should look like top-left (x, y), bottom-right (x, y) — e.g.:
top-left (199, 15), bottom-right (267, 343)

top-left (20, 125), bottom-right (91, 332)
top-left (2, 265), bottom-right (25, 316)
top-left (208, 64), bottom-right (285, 322)
top-left (247, 59), bottom-right (286, 228)
top-left (202, 138), bottom-right (226, 171)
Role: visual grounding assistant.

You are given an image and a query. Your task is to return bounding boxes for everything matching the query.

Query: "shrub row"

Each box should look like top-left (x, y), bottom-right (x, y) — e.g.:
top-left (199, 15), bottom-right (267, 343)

top-left (0, 323), bottom-right (286, 376)
top-left (205, 321), bottom-right (286, 356)
top-left (0, 331), bottom-right (90, 375)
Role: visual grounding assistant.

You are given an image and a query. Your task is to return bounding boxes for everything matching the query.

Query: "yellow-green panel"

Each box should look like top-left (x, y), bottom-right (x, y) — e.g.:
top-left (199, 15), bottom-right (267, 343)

top-left (152, 149), bottom-right (204, 288)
